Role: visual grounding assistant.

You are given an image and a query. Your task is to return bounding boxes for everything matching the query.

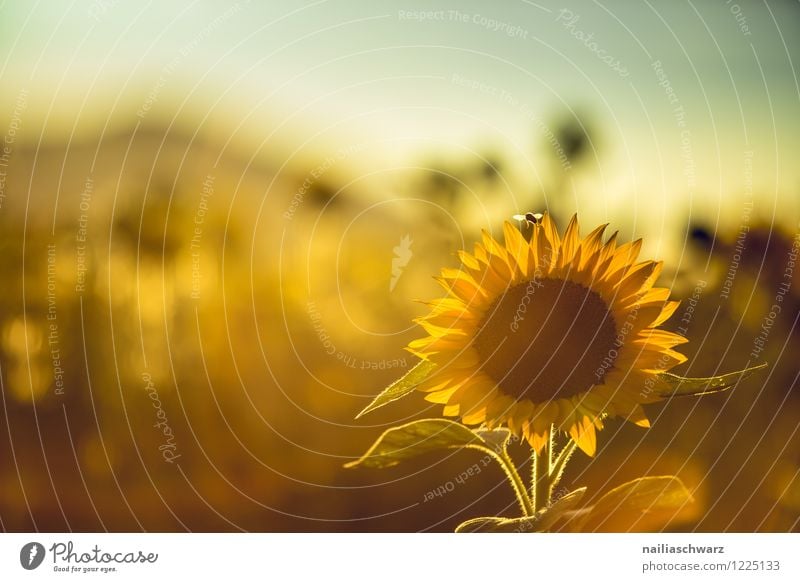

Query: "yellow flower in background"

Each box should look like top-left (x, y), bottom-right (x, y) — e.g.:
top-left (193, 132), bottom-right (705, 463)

top-left (408, 213), bottom-right (688, 456)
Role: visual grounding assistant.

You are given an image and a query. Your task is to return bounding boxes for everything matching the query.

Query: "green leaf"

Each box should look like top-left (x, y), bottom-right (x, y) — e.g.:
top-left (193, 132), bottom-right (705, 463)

top-left (575, 475), bottom-right (694, 532)
top-left (344, 418), bottom-right (489, 469)
top-left (536, 487), bottom-right (587, 531)
top-left (655, 362), bottom-right (767, 397)
top-left (355, 360), bottom-right (436, 418)
top-left (473, 427), bottom-right (513, 454)
top-left (455, 516), bottom-right (520, 533)
top-left (455, 487), bottom-right (588, 533)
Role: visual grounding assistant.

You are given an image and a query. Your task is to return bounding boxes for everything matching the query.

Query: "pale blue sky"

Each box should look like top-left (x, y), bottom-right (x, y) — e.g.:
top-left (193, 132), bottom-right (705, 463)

top-left (1, 0), bottom-right (798, 231)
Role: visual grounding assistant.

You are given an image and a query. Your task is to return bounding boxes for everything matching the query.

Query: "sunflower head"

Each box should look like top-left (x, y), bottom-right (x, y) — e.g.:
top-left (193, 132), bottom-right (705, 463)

top-left (408, 213), bottom-right (687, 456)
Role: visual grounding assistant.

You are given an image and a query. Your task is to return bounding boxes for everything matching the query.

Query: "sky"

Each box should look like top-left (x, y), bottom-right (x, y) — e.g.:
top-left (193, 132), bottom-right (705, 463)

top-left (1, 0), bottom-right (798, 232)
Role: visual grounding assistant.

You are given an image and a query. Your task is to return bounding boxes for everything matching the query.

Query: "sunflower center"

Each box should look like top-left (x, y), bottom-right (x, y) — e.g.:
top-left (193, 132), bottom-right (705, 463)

top-left (473, 278), bottom-right (618, 402)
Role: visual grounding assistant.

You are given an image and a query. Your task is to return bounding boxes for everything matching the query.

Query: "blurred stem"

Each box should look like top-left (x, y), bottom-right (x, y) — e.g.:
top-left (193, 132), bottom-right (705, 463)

top-left (496, 449), bottom-right (534, 517)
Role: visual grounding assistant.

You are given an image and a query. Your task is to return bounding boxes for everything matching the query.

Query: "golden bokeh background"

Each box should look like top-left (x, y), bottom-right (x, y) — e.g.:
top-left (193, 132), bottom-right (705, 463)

top-left (0, 0), bottom-right (798, 531)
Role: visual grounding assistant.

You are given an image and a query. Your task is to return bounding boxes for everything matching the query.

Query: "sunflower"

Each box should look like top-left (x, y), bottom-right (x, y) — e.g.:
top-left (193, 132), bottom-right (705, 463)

top-left (408, 213), bottom-right (687, 456)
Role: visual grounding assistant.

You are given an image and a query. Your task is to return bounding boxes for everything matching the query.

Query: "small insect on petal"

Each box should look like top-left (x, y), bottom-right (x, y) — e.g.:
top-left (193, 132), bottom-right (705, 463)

top-left (512, 212), bottom-right (544, 226)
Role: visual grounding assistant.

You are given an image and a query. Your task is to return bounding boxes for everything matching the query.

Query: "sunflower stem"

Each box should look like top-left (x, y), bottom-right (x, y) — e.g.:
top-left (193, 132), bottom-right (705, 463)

top-left (549, 438), bottom-right (578, 494)
top-left (497, 449), bottom-right (534, 517)
top-left (532, 426), bottom-right (579, 512)
top-left (532, 430), bottom-right (554, 512)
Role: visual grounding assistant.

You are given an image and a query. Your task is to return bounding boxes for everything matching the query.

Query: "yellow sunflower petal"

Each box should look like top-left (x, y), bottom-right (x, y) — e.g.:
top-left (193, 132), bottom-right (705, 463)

top-left (458, 249), bottom-right (481, 271)
top-left (422, 297), bottom-right (468, 314)
top-left (481, 229), bottom-right (511, 263)
top-left (580, 222), bottom-right (609, 259)
top-left (622, 403), bottom-right (651, 428)
top-left (449, 375), bottom-right (495, 409)
top-left (503, 221), bottom-right (529, 276)
top-left (425, 385), bottom-right (461, 403)
top-left (485, 394), bottom-right (515, 423)
top-left (540, 212), bottom-right (562, 251)
top-left (569, 415), bottom-right (598, 456)
top-left (635, 329), bottom-right (690, 348)
top-left (605, 239), bottom-right (643, 279)
top-left (629, 347), bottom-right (687, 372)
top-left (559, 214), bottom-right (581, 268)
top-left (598, 231), bottom-right (619, 263)
top-left (461, 402), bottom-right (489, 424)
top-left (435, 272), bottom-right (488, 305)
top-left (443, 403), bottom-right (460, 416)
top-left (415, 319), bottom-right (468, 338)
top-left (420, 312), bottom-right (477, 331)
top-left (614, 261), bottom-right (662, 302)
top-left (637, 287), bottom-right (671, 305)
top-left (473, 241), bottom-right (488, 263)
top-left (406, 213), bottom-right (688, 457)
top-left (652, 300), bottom-right (680, 326)
top-left (481, 249), bottom-right (516, 288)
top-left (527, 429), bottom-right (550, 454)
top-left (416, 375), bottom-right (455, 394)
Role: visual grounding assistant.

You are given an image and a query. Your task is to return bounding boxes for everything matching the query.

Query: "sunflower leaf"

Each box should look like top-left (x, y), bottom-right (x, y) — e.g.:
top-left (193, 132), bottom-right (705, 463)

top-left (455, 487), bottom-right (588, 533)
top-left (536, 487), bottom-right (588, 531)
top-left (573, 475), bottom-right (694, 532)
top-left (455, 516), bottom-right (529, 533)
top-left (344, 418), bottom-right (490, 469)
top-left (473, 427), bottom-right (513, 454)
top-left (654, 362), bottom-right (767, 397)
top-left (355, 360), bottom-right (436, 419)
